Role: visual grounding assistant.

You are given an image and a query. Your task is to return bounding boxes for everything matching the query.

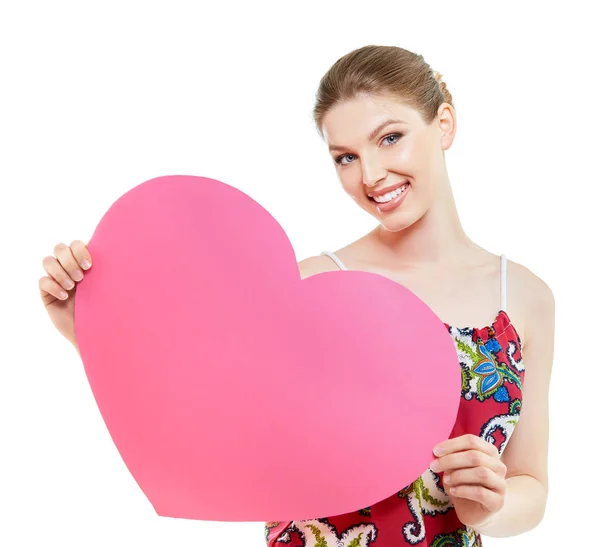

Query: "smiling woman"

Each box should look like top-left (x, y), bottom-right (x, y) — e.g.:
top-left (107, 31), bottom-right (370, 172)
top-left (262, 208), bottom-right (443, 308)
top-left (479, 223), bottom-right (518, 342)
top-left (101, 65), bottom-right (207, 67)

top-left (264, 44), bottom-right (554, 547)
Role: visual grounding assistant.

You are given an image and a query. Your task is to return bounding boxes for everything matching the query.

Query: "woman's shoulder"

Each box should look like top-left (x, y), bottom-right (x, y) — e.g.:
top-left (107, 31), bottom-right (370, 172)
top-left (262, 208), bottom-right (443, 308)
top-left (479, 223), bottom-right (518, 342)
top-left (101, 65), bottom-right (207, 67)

top-left (509, 258), bottom-right (554, 299)
top-left (506, 257), bottom-right (555, 350)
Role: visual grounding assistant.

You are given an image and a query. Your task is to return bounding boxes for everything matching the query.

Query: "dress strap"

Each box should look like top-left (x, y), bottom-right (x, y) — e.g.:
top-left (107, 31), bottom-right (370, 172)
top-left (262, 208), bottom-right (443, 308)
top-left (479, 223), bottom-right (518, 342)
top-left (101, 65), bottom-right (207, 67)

top-left (320, 251), bottom-right (348, 271)
top-left (501, 254), bottom-right (507, 312)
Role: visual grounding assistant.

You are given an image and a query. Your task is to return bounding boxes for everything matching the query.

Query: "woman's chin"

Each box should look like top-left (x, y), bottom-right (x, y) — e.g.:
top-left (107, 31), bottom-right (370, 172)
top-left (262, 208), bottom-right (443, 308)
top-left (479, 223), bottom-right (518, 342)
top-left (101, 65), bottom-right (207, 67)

top-left (378, 221), bottom-right (409, 233)
top-left (374, 211), bottom-right (420, 233)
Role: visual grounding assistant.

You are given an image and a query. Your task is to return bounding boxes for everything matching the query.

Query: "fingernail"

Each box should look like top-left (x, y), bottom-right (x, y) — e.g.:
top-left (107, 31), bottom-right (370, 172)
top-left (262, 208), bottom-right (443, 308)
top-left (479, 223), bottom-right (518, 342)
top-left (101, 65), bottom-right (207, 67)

top-left (444, 474), bottom-right (452, 484)
top-left (81, 259), bottom-right (91, 269)
top-left (63, 279), bottom-right (75, 289)
top-left (433, 445), bottom-right (444, 456)
top-left (72, 270), bottom-right (83, 281)
top-left (59, 291), bottom-right (68, 299)
top-left (430, 460), bottom-right (441, 472)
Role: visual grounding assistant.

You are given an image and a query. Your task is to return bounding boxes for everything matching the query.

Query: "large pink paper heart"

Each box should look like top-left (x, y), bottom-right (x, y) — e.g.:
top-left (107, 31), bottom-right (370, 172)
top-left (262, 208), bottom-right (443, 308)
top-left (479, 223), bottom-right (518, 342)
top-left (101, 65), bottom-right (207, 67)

top-left (74, 175), bottom-right (461, 522)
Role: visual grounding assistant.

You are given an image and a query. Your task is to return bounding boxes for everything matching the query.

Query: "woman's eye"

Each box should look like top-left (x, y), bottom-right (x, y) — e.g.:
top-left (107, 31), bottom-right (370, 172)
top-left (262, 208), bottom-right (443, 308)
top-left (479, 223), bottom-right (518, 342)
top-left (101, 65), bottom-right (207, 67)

top-left (334, 133), bottom-right (403, 166)
top-left (382, 133), bottom-right (403, 146)
top-left (335, 153), bottom-right (356, 165)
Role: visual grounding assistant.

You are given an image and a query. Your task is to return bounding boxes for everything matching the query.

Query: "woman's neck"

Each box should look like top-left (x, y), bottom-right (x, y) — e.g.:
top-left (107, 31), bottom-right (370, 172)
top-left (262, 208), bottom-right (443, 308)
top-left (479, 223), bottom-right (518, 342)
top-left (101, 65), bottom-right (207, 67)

top-left (369, 184), bottom-right (484, 269)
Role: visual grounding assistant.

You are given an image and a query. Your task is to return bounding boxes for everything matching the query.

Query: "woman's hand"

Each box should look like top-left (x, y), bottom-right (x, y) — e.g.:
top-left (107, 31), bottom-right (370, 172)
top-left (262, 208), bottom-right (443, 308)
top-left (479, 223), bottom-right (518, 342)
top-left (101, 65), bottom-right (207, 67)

top-left (430, 434), bottom-right (507, 529)
top-left (39, 240), bottom-right (93, 349)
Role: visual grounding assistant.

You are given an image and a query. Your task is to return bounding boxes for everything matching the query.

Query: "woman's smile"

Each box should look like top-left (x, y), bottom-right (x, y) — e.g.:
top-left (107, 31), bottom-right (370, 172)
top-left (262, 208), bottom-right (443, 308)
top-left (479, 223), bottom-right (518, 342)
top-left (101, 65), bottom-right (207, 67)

top-left (369, 182), bottom-right (410, 212)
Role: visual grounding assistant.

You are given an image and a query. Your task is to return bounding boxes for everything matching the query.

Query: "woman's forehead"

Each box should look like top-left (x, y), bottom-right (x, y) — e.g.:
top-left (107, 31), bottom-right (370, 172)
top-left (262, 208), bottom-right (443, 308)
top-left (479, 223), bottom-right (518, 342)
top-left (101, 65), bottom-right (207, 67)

top-left (322, 97), bottom-right (417, 143)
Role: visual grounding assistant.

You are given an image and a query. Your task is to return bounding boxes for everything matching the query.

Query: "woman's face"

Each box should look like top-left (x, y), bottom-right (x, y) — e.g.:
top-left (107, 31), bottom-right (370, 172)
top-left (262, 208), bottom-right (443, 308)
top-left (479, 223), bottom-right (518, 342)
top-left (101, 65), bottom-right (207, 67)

top-left (321, 93), bottom-right (455, 232)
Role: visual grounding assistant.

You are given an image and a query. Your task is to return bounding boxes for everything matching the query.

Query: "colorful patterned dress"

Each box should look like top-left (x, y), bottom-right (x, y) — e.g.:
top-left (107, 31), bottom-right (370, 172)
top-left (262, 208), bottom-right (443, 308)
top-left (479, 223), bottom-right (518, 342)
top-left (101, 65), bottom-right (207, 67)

top-left (264, 252), bottom-right (525, 547)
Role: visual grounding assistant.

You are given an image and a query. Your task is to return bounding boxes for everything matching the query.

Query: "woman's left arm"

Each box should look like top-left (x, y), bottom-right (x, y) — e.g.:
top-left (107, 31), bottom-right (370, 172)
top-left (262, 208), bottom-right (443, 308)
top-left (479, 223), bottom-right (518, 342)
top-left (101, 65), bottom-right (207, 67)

top-left (474, 273), bottom-right (555, 536)
top-left (432, 271), bottom-right (555, 537)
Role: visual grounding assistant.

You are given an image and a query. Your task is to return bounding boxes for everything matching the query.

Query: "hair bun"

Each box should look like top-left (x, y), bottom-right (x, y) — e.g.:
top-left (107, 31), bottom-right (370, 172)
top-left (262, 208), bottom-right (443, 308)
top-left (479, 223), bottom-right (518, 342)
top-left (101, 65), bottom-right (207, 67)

top-left (433, 70), bottom-right (452, 104)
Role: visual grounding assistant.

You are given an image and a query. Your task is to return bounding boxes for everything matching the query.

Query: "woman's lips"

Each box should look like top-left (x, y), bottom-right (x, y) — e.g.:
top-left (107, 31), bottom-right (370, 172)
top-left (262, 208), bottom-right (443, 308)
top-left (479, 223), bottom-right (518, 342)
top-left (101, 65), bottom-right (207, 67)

top-left (368, 180), bottom-right (409, 198)
top-left (370, 183), bottom-right (410, 213)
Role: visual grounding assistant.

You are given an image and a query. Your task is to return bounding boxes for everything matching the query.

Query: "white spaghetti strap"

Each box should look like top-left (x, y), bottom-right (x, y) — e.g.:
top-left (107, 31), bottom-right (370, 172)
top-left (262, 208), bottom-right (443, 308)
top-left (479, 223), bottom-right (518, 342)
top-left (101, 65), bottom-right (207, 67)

top-left (320, 251), bottom-right (348, 271)
top-left (501, 254), bottom-right (507, 312)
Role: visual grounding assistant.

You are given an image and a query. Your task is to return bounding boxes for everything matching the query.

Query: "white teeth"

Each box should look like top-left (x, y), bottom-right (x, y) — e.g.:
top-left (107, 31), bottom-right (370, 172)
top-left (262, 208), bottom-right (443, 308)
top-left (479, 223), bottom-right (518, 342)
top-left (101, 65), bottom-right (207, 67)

top-left (372, 183), bottom-right (408, 203)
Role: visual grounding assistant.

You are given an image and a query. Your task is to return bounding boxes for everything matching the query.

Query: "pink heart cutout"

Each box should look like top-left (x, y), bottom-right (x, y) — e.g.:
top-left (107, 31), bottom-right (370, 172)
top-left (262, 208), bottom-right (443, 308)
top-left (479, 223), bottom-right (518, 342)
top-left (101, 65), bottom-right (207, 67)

top-left (74, 175), bottom-right (461, 522)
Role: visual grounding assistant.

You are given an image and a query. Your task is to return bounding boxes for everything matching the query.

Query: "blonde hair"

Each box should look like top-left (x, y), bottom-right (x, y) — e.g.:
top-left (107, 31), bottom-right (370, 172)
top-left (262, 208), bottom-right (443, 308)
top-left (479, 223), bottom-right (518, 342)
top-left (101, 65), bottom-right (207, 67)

top-left (313, 45), bottom-right (454, 138)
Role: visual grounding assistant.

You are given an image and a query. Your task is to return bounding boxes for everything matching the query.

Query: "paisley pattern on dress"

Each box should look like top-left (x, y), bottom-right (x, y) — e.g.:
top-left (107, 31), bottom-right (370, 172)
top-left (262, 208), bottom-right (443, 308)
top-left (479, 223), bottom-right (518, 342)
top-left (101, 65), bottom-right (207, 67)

top-left (265, 309), bottom-right (525, 546)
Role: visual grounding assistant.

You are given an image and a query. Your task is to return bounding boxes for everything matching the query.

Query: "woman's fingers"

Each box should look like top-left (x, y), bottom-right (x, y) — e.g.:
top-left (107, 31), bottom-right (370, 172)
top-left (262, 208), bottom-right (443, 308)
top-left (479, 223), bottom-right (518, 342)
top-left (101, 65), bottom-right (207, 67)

top-left (42, 254), bottom-right (75, 293)
top-left (69, 240), bottom-right (93, 271)
top-left (434, 434), bottom-right (500, 459)
top-left (443, 465), bottom-right (506, 492)
top-left (432, 449), bottom-right (506, 474)
top-left (445, 484), bottom-right (504, 512)
top-left (39, 274), bottom-right (70, 301)
top-left (54, 243), bottom-right (84, 286)
top-left (40, 240), bottom-right (92, 301)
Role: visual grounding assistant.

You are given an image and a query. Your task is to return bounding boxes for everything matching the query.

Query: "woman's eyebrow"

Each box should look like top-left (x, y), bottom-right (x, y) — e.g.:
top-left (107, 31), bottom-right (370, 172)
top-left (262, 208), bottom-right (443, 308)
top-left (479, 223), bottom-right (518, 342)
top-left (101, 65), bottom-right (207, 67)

top-left (328, 119), bottom-right (407, 152)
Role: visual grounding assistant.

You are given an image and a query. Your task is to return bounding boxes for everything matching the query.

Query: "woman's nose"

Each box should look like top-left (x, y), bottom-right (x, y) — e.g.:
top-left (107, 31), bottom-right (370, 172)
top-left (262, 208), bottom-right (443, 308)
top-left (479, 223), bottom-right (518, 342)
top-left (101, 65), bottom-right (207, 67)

top-left (363, 171), bottom-right (386, 188)
top-left (361, 157), bottom-right (386, 187)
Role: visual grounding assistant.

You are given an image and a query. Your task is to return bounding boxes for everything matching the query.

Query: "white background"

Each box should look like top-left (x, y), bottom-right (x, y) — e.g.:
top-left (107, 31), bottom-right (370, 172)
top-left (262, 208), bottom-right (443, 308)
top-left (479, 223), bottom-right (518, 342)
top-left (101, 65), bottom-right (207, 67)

top-left (1, 1), bottom-right (598, 545)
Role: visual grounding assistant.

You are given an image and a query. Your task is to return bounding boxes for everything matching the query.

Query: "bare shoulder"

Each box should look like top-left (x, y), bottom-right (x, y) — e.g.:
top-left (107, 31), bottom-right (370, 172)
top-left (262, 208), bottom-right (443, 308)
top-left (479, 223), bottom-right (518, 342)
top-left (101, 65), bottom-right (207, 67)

top-left (507, 257), bottom-right (555, 349)
top-left (509, 258), bottom-right (554, 307)
top-left (298, 255), bottom-right (341, 280)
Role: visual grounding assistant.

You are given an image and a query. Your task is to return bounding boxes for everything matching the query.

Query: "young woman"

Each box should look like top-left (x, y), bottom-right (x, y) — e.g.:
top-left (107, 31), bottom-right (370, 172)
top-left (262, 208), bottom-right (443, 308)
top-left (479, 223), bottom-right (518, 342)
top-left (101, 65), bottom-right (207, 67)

top-left (39, 45), bottom-right (554, 547)
top-left (263, 46), bottom-right (554, 546)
